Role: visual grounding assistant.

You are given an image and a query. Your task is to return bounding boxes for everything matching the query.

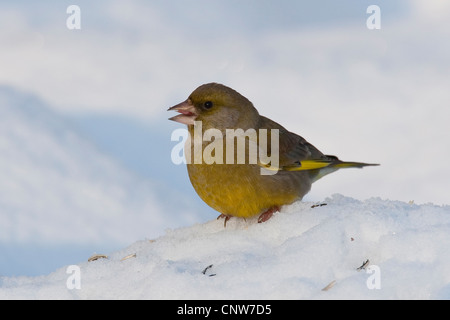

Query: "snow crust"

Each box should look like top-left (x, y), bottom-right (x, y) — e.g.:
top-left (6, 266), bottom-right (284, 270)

top-left (1, 195), bottom-right (449, 299)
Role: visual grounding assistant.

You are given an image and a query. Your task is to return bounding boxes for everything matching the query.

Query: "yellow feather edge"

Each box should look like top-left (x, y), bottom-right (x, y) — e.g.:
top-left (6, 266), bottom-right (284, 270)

top-left (261, 160), bottom-right (379, 172)
top-left (261, 160), bottom-right (332, 171)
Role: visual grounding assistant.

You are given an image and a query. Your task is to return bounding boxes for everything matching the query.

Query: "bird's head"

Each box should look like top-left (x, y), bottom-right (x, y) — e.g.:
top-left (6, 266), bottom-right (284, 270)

top-left (168, 83), bottom-right (259, 132)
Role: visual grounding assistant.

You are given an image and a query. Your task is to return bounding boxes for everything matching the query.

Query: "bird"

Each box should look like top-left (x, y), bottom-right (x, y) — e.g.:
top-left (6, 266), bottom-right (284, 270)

top-left (168, 83), bottom-right (378, 226)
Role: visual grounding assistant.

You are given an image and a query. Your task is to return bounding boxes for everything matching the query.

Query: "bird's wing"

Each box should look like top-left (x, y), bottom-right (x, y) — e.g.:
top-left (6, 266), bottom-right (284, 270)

top-left (257, 116), bottom-right (379, 172)
top-left (257, 116), bottom-right (327, 170)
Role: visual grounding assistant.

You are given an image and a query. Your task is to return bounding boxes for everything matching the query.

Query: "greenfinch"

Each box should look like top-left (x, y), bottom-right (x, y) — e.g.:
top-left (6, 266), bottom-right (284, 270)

top-left (169, 83), bottom-right (378, 225)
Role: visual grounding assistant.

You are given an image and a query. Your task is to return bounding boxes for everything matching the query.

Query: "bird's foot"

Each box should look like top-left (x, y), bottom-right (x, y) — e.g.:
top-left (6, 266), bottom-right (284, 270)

top-left (217, 214), bottom-right (232, 227)
top-left (257, 206), bottom-right (280, 223)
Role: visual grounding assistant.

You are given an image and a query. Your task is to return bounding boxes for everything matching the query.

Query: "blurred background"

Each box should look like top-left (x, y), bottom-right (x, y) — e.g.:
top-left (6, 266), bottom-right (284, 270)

top-left (0, 0), bottom-right (449, 277)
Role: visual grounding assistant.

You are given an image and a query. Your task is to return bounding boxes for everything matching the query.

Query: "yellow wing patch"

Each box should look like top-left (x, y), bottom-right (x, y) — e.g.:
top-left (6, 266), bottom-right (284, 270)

top-left (288, 160), bottom-right (331, 171)
top-left (261, 159), bottom-right (379, 172)
top-left (261, 160), bottom-right (333, 172)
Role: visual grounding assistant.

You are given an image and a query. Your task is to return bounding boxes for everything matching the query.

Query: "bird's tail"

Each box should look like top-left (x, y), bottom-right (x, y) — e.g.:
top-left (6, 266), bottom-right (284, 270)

top-left (263, 155), bottom-right (378, 181)
top-left (310, 156), bottom-right (379, 182)
top-left (279, 156), bottom-right (379, 171)
top-left (259, 156), bottom-right (379, 181)
top-left (331, 160), bottom-right (380, 169)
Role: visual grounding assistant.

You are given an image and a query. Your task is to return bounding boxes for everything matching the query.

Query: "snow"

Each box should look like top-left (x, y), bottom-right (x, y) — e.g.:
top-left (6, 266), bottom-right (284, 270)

top-left (0, 87), bottom-right (161, 245)
top-left (0, 86), bottom-right (205, 276)
top-left (1, 194), bottom-right (449, 299)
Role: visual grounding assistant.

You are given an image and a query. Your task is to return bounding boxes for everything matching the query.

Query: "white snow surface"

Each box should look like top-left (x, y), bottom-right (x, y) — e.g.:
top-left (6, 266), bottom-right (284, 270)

top-left (0, 87), bottom-right (198, 247)
top-left (1, 194), bottom-right (449, 300)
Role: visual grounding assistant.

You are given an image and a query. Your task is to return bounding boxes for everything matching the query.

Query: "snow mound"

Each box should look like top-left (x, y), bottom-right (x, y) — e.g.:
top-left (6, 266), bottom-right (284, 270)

top-left (0, 86), bottom-right (202, 276)
top-left (1, 195), bottom-right (449, 300)
top-left (0, 86), bottom-right (163, 245)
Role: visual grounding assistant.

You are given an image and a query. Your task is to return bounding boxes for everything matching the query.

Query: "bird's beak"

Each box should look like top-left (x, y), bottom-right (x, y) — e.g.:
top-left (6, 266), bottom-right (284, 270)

top-left (168, 99), bottom-right (198, 125)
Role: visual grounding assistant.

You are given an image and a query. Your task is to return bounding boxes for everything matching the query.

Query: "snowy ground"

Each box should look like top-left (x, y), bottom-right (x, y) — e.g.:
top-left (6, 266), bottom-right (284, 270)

top-left (0, 86), bottom-right (208, 277)
top-left (1, 194), bottom-right (449, 300)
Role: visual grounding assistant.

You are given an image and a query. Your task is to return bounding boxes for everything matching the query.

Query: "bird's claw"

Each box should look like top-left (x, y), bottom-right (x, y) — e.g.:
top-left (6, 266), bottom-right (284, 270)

top-left (217, 214), bottom-right (232, 227)
top-left (257, 206), bottom-right (280, 223)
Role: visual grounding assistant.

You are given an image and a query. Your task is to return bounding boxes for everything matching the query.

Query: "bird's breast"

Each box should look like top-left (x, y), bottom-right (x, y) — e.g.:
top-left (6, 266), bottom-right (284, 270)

top-left (186, 161), bottom-right (311, 218)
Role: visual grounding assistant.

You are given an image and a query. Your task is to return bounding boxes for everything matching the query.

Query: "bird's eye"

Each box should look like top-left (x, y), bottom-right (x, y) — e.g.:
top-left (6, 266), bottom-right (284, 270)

top-left (204, 101), bottom-right (213, 109)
